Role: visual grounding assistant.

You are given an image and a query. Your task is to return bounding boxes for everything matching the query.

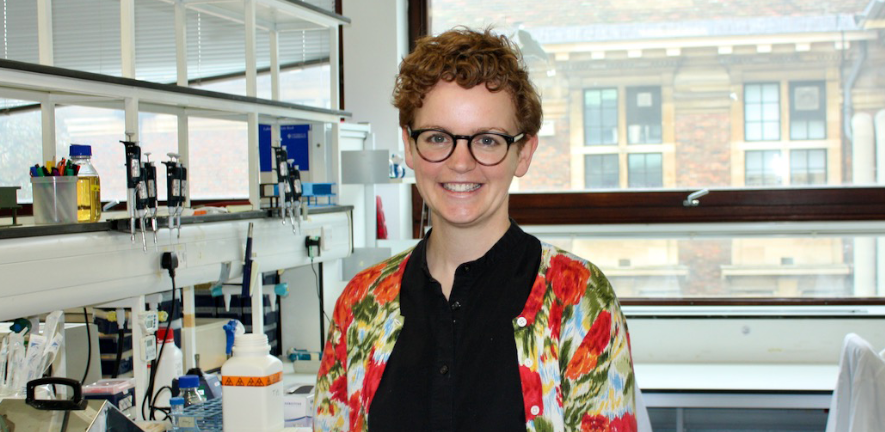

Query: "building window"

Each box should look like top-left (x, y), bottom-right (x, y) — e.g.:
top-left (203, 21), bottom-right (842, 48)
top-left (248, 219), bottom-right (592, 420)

top-left (746, 150), bottom-right (783, 186)
top-left (744, 83), bottom-right (780, 141)
top-left (584, 88), bottom-right (618, 145)
top-left (626, 86), bottom-right (662, 144)
top-left (585, 154), bottom-right (619, 189)
top-left (791, 149), bottom-right (826, 185)
top-left (790, 81), bottom-right (826, 140)
top-left (628, 153), bottom-right (663, 188)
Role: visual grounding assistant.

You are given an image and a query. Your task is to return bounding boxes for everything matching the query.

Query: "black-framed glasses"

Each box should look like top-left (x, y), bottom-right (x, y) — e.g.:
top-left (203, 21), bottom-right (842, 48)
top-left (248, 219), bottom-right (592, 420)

top-left (408, 127), bottom-right (525, 166)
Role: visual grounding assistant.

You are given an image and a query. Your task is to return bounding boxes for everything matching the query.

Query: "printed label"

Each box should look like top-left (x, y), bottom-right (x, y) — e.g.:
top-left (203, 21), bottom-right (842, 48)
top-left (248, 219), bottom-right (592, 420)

top-left (221, 371), bottom-right (283, 387)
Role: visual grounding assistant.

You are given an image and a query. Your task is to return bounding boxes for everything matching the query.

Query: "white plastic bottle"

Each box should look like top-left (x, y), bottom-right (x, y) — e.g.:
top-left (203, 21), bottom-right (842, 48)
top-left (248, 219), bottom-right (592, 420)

top-left (221, 333), bottom-right (283, 432)
top-left (150, 328), bottom-right (183, 409)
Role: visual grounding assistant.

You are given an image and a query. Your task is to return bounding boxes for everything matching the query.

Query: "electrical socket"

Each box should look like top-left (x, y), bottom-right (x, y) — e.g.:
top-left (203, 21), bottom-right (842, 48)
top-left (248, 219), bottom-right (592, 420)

top-left (142, 335), bottom-right (157, 362)
top-left (305, 236), bottom-right (321, 259)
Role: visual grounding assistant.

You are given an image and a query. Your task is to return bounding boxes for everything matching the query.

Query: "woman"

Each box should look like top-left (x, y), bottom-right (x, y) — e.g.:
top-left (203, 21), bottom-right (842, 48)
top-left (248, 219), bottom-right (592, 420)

top-left (314, 27), bottom-right (636, 432)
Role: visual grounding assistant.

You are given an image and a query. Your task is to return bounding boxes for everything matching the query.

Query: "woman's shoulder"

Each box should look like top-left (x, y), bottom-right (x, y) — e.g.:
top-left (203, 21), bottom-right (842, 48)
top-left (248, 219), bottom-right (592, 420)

top-left (538, 241), bottom-right (614, 301)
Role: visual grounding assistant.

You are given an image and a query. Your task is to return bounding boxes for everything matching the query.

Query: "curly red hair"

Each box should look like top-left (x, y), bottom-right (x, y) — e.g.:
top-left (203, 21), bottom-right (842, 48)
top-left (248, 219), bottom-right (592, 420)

top-left (392, 27), bottom-right (543, 138)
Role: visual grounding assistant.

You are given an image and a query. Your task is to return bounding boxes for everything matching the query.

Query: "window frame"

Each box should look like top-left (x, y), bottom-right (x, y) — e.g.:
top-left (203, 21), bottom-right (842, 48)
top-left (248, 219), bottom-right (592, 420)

top-left (744, 82), bottom-right (781, 142)
top-left (407, 0), bottom-right (885, 305)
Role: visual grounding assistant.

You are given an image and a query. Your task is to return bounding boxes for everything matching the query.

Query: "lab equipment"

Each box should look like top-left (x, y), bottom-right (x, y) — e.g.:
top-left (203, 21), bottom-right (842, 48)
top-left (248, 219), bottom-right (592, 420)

top-left (143, 152), bottom-right (159, 244)
top-left (273, 146), bottom-right (302, 231)
top-left (30, 176), bottom-right (78, 225)
top-left (120, 136), bottom-right (148, 250)
top-left (241, 223), bottom-right (255, 298)
top-left (82, 378), bottom-right (136, 419)
top-left (221, 333), bottom-right (283, 432)
top-left (163, 153), bottom-right (187, 239)
top-left (0, 377), bottom-right (141, 432)
top-left (70, 144), bottom-right (101, 223)
top-left (148, 328), bottom-right (182, 410)
top-left (170, 397), bottom-right (187, 431)
top-left (178, 375), bottom-right (205, 407)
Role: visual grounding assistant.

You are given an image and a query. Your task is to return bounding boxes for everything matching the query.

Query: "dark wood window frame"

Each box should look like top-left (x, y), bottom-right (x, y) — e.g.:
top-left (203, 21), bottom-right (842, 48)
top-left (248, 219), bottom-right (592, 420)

top-left (407, 0), bottom-right (885, 305)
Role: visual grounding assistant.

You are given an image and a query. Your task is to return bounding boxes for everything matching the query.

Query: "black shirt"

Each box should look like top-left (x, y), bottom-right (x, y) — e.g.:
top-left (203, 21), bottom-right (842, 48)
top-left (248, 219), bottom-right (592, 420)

top-left (368, 222), bottom-right (542, 432)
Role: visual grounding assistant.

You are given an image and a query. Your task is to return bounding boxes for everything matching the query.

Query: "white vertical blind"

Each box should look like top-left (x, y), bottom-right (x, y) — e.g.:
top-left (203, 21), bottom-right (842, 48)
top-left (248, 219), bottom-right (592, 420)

top-left (1, 0), bottom-right (332, 85)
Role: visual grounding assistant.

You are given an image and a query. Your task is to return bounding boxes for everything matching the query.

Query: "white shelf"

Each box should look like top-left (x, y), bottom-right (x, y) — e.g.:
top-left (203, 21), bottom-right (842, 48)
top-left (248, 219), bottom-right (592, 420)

top-left (0, 211), bottom-right (351, 321)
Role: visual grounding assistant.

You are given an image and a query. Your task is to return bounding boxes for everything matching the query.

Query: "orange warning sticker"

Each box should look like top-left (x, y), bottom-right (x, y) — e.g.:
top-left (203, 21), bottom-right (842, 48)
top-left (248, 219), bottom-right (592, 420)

top-left (222, 371), bottom-right (283, 387)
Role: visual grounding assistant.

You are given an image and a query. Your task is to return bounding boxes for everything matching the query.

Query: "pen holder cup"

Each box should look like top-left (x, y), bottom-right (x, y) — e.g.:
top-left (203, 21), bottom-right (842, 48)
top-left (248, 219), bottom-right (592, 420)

top-left (31, 176), bottom-right (78, 225)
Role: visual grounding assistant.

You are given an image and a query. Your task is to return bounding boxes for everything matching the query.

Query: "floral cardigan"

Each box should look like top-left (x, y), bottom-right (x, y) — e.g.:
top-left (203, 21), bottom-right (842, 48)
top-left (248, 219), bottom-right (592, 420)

top-left (314, 243), bottom-right (637, 432)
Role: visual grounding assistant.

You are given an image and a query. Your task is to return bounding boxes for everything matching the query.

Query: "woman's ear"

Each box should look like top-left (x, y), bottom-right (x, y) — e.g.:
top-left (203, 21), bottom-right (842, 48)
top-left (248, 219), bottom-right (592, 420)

top-left (514, 135), bottom-right (539, 178)
top-left (402, 127), bottom-right (416, 169)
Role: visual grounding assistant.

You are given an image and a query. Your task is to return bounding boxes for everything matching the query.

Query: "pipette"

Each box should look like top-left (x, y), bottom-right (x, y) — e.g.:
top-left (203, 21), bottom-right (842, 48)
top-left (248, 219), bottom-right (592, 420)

top-left (288, 160), bottom-right (304, 233)
top-left (144, 153), bottom-right (159, 245)
top-left (163, 153), bottom-right (185, 239)
top-left (120, 135), bottom-right (147, 250)
top-left (273, 145), bottom-right (289, 226)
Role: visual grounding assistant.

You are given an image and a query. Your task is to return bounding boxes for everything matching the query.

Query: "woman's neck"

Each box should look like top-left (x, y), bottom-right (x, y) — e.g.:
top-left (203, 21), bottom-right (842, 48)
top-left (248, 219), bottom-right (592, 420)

top-left (424, 216), bottom-right (510, 299)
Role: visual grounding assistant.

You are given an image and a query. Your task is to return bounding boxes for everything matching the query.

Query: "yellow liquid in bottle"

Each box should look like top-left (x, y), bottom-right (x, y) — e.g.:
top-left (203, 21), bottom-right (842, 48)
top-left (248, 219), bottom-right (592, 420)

top-left (76, 176), bottom-right (102, 223)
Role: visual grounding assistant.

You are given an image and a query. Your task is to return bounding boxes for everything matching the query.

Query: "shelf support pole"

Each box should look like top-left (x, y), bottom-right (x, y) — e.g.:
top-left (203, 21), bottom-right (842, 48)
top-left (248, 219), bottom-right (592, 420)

top-left (121, 0), bottom-right (136, 78)
top-left (329, 25), bottom-right (340, 110)
top-left (41, 102), bottom-right (56, 164)
top-left (248, 112), bottom-right (260, 209)
top-left (244, 0), bottom-right (257, 98)
top-left (36, 0), bottom-right (53, 66)
top-left (270, 28), bottom-right (281, 101)
top-left (175, 0), bottom-right (189, 87)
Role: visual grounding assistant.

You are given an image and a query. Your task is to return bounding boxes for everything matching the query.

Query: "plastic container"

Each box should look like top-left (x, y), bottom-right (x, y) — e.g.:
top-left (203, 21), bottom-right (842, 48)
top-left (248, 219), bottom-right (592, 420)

top-left (149, 328), bottom-right (183, 410)
top-left (30, 176), bottom-right (77, 225)
top-left (69, 144), bottom-right (101, 222)
top-left (221, 333), bottom-right (283, 432)
top-left (82, 378), bottom-right (136, 419)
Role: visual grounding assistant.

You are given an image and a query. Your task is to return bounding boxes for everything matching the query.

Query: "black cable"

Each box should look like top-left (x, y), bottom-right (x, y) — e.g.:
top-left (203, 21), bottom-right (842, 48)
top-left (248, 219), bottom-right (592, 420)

top-left (112, 327), bottom-right (125, 379)
top-left (310, 259), bottom-right (331, 324)
top-left (142, 272), bottom-right (178, 421)
top-left (81, 308), bottom-right (92, 385)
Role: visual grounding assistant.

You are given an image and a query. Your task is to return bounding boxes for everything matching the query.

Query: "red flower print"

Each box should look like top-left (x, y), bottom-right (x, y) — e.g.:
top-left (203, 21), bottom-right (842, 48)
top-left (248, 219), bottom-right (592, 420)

top-left (330, 375), bottom-right (347, 403)
top-left (521, 276), bottom-right (547, 324)
top-left (610, 412), bottom-right (638, 432)
top-left (565, 310), bottom-right (612, 379)
top-left (348, 392), bottom-right (363, 431)
top-left (318, 342), bottom-right (336, 376)
top-left (362, 348), bottom-right (387, 408)
top-left (345, 263), bottom-right (384, 306)
top-left (581, 414), bottom-right (610, 432)
top-left (548, 255), bottom-right (590, 305)
top-left (548, 301), bottom-right (563, 340)
top-left (519, 365), bottom-right (543, 421)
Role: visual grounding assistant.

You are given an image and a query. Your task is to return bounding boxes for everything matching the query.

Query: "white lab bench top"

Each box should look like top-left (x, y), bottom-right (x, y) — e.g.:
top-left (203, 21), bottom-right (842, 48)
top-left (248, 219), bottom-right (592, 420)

top-left (279, 364), bottom-right (838, 411)
top-left (635, 363), bottom-right (838, 409)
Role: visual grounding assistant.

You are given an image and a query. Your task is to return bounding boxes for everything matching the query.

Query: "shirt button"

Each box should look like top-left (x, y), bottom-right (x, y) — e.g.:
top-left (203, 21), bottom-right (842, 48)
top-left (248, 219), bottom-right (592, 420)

top-left (524, 358), bottom-right (534, 368)
top-left (439, 364), bottom-right (449, 375)
top-left (530, 405), bottom-right (540, 416)
top-left (451, 301), bottom-right (461, 311)
top-left (517, 317), bottom-right (527, 327)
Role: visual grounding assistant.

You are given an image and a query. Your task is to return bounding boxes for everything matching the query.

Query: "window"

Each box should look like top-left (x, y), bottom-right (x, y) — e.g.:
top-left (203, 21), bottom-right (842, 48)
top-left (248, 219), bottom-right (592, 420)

top-left (628, 153), bottom-right (663, 188)
top-left (791, 149), bottom-right (826, 185)
top-left (744, 83), bottom-right (780, 141)
top-left (790, 81), bottom-right (827, 140)
top-left (745, 150), bottom-right (782, 186)
top-left (584, 88), bottom-right (618, 145)
top-left (585, 154), bottom-right (619, 189)
top-left (626, 86), bottom-right (662, 144)
top-left (425, 0), bottom-right (885, 301)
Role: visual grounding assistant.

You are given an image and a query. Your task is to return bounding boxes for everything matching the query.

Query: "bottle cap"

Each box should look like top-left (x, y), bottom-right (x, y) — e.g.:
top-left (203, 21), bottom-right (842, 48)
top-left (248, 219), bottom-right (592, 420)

top-left (69, 144), bottom-right (92, 157)
top-left (170, 397), bottom-right (185, 406)
top-left (156, 328), bottom-right (175, 343)
top-left (179, 375), bottom-right (200, 389)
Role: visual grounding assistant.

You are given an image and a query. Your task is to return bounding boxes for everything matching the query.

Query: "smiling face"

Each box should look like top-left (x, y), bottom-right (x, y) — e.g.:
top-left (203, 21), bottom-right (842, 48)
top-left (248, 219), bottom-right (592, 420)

top-left (403, 80), bottom-right (538, 234)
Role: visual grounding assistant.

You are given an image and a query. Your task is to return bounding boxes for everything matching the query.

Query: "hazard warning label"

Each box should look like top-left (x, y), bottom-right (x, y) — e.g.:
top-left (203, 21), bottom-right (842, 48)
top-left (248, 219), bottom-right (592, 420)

top-left (221, 371), bottom-right (283, 387)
